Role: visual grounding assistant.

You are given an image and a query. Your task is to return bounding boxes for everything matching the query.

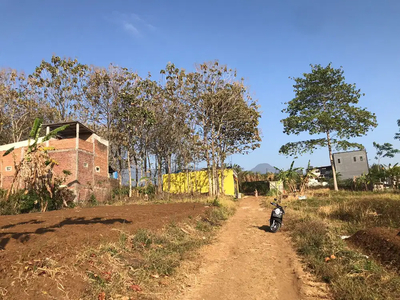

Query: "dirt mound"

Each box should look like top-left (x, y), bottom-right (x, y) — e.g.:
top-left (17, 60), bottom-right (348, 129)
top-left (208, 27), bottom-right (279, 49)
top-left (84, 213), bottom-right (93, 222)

top-left (347, 227), bottom-right (400, 271)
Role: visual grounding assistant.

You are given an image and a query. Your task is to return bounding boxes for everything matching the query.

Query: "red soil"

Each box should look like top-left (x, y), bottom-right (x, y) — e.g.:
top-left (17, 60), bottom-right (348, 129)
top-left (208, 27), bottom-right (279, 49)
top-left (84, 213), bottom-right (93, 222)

top-left (0, 202), bottom-right (206, 299)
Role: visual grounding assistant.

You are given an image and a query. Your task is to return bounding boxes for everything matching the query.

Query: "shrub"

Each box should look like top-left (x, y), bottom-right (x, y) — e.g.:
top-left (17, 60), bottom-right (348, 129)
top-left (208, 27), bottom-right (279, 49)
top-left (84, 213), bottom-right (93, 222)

top-left (111, 186), bottom-right (130, 199)
top-left (0, 185), bottom-right (74, 215)
top-left (88, 194), bottom-right (98, 207)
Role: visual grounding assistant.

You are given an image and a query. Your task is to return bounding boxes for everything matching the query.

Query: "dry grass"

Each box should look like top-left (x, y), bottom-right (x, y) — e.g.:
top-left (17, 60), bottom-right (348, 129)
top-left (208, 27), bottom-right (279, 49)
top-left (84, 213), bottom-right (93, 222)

top-left (75, 198), bottom-right (237, 299)
top-left (106, 194), bottom-right (237, 208)
top-left (285, 190), bottom-right (400, 300)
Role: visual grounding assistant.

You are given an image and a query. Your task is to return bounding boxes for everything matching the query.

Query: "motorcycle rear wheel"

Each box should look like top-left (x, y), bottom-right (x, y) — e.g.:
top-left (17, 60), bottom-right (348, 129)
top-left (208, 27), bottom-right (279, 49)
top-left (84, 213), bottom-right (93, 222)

top-left (270, 220), bottom-right (281, 233)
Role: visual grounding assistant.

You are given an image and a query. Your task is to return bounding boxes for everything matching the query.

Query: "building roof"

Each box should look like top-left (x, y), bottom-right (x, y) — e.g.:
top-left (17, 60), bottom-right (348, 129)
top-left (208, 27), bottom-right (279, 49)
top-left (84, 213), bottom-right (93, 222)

top-left (42, 121), bottom-right (94, 137)
top-left (315, 165), bottom-right (332, 169)
top-left (332, 149), bottom-right (367, 155)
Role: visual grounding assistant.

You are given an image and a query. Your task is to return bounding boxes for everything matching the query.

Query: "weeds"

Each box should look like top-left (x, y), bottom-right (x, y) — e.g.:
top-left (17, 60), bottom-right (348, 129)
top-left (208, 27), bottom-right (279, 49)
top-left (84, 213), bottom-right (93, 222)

top-left (88, 194), bottom-right (99, 207)
top-left (79, 199), bottom-right (237, 299)
top-left (286, 190), bottom-right (400, 300)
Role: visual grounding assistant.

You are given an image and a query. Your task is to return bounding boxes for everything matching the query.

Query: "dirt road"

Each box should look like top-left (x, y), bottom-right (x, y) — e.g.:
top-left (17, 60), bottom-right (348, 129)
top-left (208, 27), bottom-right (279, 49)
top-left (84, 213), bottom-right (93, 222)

top-left (174, 197), bottom-right (329, 300)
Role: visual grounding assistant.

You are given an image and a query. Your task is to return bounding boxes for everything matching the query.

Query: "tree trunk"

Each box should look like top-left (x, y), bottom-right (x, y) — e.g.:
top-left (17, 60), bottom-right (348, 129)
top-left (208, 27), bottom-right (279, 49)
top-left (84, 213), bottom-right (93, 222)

top-left (211, 139), bottom-right (218, 197)
top-left (133, 156), bottom-right (138, 188)
top-left (327, 131), bottom-right (338, 191)
top-left (157, 155), bottom-right (163, 194)
top-left (148, 156), bottom-right (152, 182)
top-left (220, 153), bottom-right (225, 195)
top-left (207, 165), bottom-right (212, 196)
top-left (216, 152), bottom-right (220, 196)
top-left (167, 154), bottom-right (172, 192)
top-left (127, 150), bottom-right (132, 197)
top-left (144, 152), bottom-right (147, 174)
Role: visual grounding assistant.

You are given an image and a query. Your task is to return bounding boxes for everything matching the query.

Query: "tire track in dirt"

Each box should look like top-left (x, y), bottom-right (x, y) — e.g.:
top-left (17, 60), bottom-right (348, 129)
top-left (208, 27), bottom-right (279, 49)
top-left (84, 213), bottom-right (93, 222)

top-left (172, 197), bottom-right (330, 300)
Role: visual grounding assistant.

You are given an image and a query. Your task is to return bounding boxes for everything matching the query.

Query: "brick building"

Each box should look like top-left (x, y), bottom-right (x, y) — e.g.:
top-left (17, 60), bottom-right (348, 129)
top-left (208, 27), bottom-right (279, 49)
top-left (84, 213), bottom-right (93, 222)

top-left (0, 121), bottom-right (113, 202)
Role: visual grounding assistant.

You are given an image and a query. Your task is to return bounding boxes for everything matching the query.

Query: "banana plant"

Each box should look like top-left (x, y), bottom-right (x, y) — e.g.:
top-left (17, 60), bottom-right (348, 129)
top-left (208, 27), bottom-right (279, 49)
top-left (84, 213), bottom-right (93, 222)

top-left (3, 118), bottom-right (69, 157)
top-left (274, 161), bottom-right (303, 193)
top-left (298, 160), bottom-right (318, 194)
top-left (3, 118), bottom-right (69, 211)
top-left (386, 163), bottom-right (400, 189)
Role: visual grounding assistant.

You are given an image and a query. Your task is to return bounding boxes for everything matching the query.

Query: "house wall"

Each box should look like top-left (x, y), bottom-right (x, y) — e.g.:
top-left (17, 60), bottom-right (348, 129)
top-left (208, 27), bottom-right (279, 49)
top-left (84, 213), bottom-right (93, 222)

top-left (0, 134), bottom-right (110, 202)
top-left (79, 140), bottom-right (94, 153)
top-left (94, 139), bottom-right (108, 179)
top-left (333, 150), bottom-right (369, 180)
top-left (77, 151), bottom-right (94, 187)
top-left (162, 169), bottom-right (236, 196)
top-left (50, 150), bottom-right (77, 187)
top-left (0, 147), bottom-right (25, 189)
top-left (48, 138), bottom-right (76, 150)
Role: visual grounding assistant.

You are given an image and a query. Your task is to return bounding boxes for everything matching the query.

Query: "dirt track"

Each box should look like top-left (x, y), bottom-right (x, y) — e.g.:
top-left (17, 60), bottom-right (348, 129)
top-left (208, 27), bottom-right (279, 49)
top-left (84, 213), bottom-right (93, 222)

top-left (172, 197), bottom-right (329, 300)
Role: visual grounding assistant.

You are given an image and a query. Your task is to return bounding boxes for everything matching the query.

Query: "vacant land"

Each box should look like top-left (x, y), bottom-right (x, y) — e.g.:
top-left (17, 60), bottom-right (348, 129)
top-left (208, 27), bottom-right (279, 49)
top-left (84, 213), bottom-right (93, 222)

top-left (287, 191), bottom-right (400, 300)
top-left (3, 192), bottom-right (397, 300)
top-left (0, 202), bottom-right (206, 299)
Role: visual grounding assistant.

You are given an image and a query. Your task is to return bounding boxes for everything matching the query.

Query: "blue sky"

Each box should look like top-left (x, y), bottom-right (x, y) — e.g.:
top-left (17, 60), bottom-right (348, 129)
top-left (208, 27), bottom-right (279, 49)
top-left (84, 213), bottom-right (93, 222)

top-left (1, 0), bottom-right (400, 171)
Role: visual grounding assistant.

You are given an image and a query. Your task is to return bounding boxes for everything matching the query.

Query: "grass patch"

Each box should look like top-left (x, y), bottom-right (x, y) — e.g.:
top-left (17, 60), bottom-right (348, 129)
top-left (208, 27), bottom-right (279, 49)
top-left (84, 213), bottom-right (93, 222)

top-left (78, 198), bottom-right (237, 299)
top-left (286, 190), bottom-right (400, 300)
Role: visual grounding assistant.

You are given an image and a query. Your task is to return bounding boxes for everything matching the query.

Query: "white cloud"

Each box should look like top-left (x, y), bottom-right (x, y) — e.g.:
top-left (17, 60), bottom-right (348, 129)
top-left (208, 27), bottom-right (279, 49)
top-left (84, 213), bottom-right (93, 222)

top-left (123, 21), bottom-right (140, 37)
top-left (108, 11), bottom-right (156, 38)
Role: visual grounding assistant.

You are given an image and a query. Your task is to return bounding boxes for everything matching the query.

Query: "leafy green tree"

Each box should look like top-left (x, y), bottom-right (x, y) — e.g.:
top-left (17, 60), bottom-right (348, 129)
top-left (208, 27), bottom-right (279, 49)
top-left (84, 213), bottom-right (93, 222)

top-left (395, 119), bottom-right (400, 140)
top-left (373, 142), bottom-right (399, 166)
top-left (279, 63), bottom-right (378, 191)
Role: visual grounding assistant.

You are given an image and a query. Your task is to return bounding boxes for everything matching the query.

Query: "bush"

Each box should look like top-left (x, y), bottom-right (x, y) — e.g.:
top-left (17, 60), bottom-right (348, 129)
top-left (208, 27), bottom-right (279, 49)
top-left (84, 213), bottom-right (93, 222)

top-left (0, 195), bottom-right (20, 215)
top-left (88, 194), bottom-right (98, 207)
top-left (0, 185), bottom-right (74, 215)
top-left (111, 186), bottom-right (130, 199)
top-left (240, 181), bottom-right (269, 195)
top-left (266, 188), bottom-right (279, 196)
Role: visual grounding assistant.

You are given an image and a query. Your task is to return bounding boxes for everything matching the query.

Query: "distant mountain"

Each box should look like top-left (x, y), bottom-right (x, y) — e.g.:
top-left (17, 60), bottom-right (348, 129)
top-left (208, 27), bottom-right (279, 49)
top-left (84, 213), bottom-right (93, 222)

top-left (251, 163), bottom-right (278, 174)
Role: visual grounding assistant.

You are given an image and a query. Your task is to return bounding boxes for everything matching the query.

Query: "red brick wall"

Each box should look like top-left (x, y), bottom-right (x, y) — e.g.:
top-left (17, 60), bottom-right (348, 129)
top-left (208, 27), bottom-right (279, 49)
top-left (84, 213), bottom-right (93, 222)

top-left (1, 176), bottom-right (14, 190)
top-left (94, 139), bottom-right (108, 179)
top-left (0, 148), bottom-right (25, 189)
top-left (77, 151), bottom-right (94, 187)
top-left (48, 138), bottom-right (76, 150)
top-left (50, 150), bottom-right (77, 188)
top-left (79, 140), bottom-right (93, 152)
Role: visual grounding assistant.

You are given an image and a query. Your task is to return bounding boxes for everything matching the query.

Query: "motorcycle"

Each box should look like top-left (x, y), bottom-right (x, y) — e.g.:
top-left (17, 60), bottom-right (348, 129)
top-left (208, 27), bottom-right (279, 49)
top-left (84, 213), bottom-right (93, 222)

top-left (269, 199), bottom-right (285, 233)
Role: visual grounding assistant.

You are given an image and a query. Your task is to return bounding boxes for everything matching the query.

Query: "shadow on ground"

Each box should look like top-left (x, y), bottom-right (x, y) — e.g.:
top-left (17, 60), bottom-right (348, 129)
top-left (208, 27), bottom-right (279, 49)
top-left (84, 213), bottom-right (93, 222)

top-left (254, 225), bottom-right (271, 232)
top-left (0, 217), bottom-right (132, 250)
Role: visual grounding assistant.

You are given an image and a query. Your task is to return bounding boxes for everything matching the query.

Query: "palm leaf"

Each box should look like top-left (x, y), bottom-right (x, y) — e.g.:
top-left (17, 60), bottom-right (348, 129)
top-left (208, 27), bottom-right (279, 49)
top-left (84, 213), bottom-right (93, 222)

top-left (2, 147), bottom-right (15, 157)
top-left (29, 118), bottom-right (42, 138)
top-left (42, 124), bottom-right (70, 143)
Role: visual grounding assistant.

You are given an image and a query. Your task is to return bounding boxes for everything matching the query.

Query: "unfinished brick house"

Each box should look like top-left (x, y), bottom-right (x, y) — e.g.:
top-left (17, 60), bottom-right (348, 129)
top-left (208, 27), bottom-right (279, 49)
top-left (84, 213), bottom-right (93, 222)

top-left (0, 121), bottom-right (112, 202)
